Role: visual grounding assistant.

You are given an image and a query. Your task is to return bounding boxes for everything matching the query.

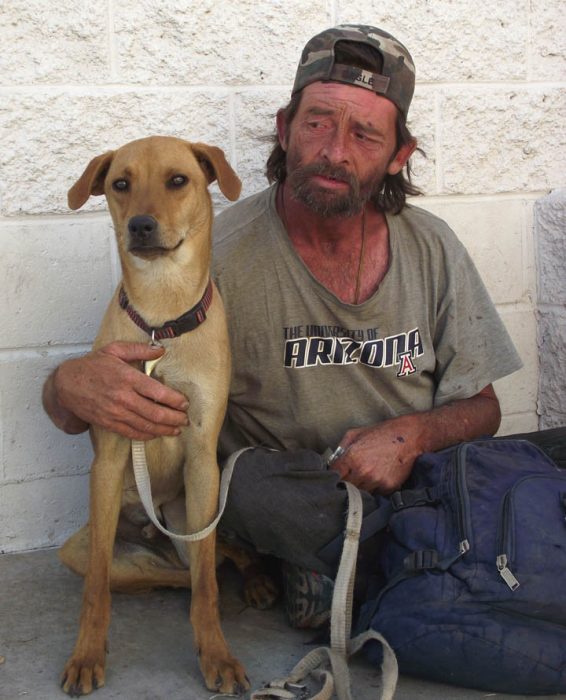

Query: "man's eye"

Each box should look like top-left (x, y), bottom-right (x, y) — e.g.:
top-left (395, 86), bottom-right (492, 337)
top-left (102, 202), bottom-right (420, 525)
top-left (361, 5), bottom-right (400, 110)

top-left (112, 179), bottom-right (129, 192)
top-left (167, 175), bottom-right (188, 189)
top-left (354, 132), bottom-right (381, 148)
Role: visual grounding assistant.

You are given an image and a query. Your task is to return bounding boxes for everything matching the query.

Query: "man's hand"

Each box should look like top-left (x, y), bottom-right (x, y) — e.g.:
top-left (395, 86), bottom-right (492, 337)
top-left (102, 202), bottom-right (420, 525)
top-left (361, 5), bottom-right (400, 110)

top-left (42, 342), bottom-right (190, 441)
top-left (330, 417), bottom-right (420, 493)
top-left (330, 385), bottom-right (501, 494)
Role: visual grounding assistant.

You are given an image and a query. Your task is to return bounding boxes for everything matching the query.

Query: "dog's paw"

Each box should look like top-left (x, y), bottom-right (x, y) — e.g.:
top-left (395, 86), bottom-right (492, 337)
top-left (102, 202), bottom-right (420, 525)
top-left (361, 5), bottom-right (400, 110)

top-left (243, 573), bottom-right (280, 610)
top-left (61, 655), bottom-right (105, 696)
top-left (200, 651), bottom-right (250, 695)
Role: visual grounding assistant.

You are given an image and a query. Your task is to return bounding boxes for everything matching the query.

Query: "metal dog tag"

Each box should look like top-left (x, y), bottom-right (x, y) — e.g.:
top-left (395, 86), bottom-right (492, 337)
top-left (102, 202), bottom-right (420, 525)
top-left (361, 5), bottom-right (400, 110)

top-left (143, 356), bottom-right (162, 377)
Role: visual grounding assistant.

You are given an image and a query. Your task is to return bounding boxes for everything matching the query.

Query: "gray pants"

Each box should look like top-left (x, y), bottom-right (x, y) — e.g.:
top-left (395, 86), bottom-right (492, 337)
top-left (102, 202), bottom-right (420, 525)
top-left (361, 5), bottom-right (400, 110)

top-left (218, 447), bottom-right (378, 577)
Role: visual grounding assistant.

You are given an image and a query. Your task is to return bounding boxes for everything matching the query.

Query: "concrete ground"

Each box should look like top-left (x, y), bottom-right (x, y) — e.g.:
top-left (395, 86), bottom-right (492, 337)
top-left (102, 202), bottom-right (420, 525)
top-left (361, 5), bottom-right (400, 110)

top-left (0, 549), bottom-right (563, 700)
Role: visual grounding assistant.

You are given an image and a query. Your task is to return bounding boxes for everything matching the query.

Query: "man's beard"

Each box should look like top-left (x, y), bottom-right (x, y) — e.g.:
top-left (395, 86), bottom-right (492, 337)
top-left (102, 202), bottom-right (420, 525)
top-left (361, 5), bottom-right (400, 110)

top-left (286, 162), bottom-right (386, 218)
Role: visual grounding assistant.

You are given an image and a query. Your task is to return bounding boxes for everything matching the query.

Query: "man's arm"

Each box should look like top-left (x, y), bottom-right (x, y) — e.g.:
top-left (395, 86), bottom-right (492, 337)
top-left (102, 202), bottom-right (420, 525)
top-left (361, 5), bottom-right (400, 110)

top-left (331, 384), bottom-right (501, 493)
top-left (42, 342), bottom-right (190, 441)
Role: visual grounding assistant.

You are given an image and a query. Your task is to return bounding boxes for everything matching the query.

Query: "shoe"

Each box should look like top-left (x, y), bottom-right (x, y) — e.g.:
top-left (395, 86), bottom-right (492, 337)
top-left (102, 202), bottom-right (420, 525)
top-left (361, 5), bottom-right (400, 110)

top-left (281, 562), bottom-right (334, 629)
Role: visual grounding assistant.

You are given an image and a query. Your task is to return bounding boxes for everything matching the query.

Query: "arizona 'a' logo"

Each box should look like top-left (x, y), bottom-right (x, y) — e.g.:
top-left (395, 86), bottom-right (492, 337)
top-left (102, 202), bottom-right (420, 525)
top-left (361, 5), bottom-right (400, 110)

top-left (397, 351), bottom-right (417, 377)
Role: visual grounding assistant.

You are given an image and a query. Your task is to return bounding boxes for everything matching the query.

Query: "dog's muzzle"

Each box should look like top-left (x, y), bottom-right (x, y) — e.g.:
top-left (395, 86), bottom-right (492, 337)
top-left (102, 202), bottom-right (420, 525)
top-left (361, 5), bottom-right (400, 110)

top-left (128, 214), bottom-right (160, 249)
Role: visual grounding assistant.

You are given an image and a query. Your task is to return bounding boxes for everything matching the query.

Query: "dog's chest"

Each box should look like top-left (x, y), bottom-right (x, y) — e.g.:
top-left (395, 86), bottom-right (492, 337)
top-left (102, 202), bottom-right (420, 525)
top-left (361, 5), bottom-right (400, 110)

top-left (120, 349), bottom-right (195, 509)
top-left (149, 343), bottom-right (201, 395)
top-left (150, 348), bottom-right (213, 429)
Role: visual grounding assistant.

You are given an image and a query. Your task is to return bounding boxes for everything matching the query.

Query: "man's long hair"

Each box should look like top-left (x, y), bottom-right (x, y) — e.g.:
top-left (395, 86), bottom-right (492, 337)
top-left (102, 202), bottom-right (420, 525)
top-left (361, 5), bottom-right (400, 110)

top-left (265, 41), bottom-right (423, 215)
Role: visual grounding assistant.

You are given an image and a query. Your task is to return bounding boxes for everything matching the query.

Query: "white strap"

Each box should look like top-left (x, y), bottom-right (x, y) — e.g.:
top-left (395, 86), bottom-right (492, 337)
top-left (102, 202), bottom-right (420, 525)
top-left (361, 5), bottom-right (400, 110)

top-left (251, 481), bottom-right (398, 700)
top-left (132, 351), bottom-right (249, 543)
top-left (131, 443), bottom-right (250, 542)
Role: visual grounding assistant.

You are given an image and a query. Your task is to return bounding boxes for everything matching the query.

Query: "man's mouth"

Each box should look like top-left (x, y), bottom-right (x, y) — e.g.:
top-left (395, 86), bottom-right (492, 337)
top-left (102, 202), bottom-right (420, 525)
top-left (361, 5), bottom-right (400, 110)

top-left (311, 173), bottom-right (349, 189)
top-left (298, 163), bottom-right (356, 190)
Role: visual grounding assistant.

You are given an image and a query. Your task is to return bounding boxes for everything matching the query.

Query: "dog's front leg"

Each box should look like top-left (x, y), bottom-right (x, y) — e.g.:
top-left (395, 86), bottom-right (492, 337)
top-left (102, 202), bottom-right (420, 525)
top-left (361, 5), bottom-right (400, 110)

top-left (184, 443), bottom-right (248, 694)
top-left (61, 434), bottom-right (130, 696)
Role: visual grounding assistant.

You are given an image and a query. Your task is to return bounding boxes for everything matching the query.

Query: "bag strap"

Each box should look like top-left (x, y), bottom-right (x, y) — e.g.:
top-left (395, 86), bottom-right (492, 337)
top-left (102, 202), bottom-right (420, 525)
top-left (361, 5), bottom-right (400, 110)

top-left (318, 485), bottom-right (440, 567)
top-left (317, 501), bottom-right (392, 567)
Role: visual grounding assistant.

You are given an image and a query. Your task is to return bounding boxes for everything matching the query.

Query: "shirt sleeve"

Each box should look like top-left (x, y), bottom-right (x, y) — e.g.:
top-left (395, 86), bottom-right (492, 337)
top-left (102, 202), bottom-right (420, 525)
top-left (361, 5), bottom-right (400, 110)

top-left (432, 247), bottom-right (522, 406)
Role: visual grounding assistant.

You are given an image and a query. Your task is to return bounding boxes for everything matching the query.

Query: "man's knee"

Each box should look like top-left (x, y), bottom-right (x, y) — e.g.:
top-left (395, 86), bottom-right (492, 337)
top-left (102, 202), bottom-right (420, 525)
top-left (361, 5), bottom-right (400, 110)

top-left (222, 447), bottom-right (333, 522)
top-left (219, 447), bottom-right (350, 569)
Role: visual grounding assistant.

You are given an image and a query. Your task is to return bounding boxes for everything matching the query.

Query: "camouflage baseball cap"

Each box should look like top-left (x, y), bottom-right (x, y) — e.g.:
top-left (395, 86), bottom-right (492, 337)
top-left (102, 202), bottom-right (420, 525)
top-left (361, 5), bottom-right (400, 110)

top-left (292, 25), bottom-right (415, 119)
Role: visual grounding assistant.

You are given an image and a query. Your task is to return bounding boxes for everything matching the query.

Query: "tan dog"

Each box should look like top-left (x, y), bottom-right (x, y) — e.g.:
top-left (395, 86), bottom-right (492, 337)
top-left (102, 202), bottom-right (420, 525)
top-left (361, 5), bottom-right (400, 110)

top-left (60, 136), bottom-right (248, 696)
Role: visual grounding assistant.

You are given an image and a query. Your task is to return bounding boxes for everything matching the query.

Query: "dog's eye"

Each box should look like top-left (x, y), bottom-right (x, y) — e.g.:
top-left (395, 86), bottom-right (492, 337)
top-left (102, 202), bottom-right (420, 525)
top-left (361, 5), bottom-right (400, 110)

top-left (112, 179), bottom-right (129, 192)
top-left (167, 175), bottom-right (188, 189)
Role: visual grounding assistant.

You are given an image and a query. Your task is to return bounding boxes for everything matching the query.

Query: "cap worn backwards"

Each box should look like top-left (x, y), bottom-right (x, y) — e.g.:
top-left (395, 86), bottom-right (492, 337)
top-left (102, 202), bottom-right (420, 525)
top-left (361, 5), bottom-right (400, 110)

top-left (292, 24), bottom-right (415, 119)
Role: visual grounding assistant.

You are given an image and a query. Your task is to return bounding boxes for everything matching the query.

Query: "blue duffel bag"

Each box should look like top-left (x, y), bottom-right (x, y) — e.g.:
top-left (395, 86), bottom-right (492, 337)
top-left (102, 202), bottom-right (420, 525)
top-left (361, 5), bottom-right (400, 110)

top-left (355, 438), bottom-right (566, 694)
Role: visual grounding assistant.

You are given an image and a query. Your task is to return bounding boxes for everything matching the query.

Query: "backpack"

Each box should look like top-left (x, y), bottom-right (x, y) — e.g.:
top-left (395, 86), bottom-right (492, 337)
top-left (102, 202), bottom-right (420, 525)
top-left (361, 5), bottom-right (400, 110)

top-left (353, 438), bottom-right (566, 694)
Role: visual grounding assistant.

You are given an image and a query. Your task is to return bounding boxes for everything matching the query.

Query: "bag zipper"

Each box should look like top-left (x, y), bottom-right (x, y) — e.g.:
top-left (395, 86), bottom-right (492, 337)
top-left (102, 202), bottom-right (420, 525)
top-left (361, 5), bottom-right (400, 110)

top-left (496, 554), bottom-right (520, 591)
top-left (494, 441), bottom-right (564, 592)
top-left (454, 443), bottom-right (471, 556)
top-left (496, 484), bottom-right (520, 590)
top-left (357, 443), bottom-right (472, 632)
top-left (496, 471), bottom-right (566, 592)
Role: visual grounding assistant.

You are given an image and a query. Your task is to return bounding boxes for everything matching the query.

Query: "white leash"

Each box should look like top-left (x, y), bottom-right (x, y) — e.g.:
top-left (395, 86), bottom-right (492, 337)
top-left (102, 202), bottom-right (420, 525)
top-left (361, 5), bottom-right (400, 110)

top-left (251, 482), bottom-right (398, 700)
top-left (132, 349), bottom-right (397, 696)
top-left (131, 441), bottom-right (248, 542)
top-left (131, 350), bottom-right (250, 542)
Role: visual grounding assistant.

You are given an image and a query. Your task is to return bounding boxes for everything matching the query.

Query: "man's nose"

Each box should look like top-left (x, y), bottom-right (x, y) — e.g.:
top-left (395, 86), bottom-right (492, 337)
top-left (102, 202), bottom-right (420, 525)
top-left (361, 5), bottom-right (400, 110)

top-left (320, 127), bottom-right (350, 164)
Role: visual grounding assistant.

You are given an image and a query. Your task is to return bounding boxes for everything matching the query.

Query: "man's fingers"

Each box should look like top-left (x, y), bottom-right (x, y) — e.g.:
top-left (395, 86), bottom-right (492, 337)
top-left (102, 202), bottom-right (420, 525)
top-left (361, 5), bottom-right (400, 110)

top-left (104, 378), bottom-right (189, 432)
top-left (112, 421), bottom-right (173, 442)
top-left (97, 409), bottom-right (183, 441)
top-left (126, 393), bottom-right (189, 429)
top-left (132, 372), bottom-right (189, 412)
top-left (336, 428), bottom-right (364, 453)
top-left (54, 344), bottom-right (191, 440)
top-left (330, 453), bottom-right (352, 479)
top-left (101, 356), bottom-right (189, 413)
top-left (121, 419), bottom-right (181, 441)
top-left (103, 340), bottom-right (166, 362)
top-left (109, 420), bottom-right (157, 442)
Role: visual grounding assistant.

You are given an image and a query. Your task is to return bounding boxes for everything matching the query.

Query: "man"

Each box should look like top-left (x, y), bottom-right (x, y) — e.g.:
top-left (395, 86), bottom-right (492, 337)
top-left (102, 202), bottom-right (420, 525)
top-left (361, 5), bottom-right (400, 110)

top-left (43, 25), bottom-right (521, 627)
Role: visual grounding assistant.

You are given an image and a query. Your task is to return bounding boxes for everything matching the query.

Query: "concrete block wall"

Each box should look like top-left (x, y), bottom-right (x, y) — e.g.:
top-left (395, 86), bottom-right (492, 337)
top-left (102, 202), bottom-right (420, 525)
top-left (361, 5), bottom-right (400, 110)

top-left (1, 1), bottom-right (564, 553)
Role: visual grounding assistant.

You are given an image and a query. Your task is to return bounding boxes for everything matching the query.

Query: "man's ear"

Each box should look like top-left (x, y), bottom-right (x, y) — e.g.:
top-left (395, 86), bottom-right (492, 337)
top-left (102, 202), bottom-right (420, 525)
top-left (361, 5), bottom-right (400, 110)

top-left (276, 109), bottom-right (289, 152)
top-left (387, 138), bottom-right (417, 176)
top-left (191, 143), bottom-right (242, 202)
top-left (67, 151), bottom-right (115, 210)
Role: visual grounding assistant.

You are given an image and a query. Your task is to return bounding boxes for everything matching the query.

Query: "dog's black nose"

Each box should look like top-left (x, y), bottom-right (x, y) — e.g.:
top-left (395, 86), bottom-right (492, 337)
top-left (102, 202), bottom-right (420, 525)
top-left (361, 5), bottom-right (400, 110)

top-left (128, 215), bottom-right (158, 242)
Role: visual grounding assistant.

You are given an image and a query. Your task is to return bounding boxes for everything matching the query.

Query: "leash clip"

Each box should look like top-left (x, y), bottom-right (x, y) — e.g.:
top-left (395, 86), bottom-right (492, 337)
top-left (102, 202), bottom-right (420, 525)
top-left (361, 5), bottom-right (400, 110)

top-left (144, 333), bottom-right (164, 377)
top-left (150, 329), bottom-right (164, 347)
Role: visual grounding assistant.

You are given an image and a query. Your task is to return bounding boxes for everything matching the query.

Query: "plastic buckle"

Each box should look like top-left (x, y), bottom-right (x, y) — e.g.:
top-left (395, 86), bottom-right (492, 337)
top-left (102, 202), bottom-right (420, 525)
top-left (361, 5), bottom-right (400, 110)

top-left (403, 549), bottom-right (439, 572)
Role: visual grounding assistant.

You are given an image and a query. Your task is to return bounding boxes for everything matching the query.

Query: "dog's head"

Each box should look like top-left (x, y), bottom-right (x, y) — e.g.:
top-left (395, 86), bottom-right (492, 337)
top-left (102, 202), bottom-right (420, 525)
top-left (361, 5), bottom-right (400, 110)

top-left (68, 136), bottom-right (241, 261)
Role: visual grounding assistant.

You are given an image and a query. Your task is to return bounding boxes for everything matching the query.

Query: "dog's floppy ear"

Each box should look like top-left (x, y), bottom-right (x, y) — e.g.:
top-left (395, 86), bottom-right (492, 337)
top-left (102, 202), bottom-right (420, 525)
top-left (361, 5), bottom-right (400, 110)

top-left (67, 151), bottom-right (115, 210)
top-left (191, 143), bottom-right (242, 202)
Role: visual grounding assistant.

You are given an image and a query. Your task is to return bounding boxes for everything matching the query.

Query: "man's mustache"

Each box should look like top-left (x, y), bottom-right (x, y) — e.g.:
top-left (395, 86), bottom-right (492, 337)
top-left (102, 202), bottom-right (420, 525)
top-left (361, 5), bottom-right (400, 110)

top-left (294, 163), bottom-right (359, 191)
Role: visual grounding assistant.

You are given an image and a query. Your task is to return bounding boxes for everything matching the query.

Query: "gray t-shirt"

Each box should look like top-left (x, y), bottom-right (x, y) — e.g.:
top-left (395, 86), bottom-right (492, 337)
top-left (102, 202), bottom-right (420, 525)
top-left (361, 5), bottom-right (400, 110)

top-left (212, 186), bottom-right (522, 458)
